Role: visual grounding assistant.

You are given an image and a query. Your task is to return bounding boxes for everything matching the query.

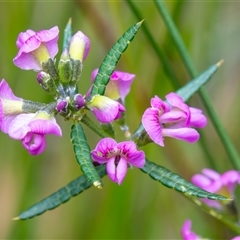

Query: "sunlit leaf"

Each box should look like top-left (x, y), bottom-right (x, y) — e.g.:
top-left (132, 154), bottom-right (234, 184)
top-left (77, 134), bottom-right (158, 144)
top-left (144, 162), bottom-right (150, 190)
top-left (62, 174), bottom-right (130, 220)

top-left (71, 123), bottom-right (103, 188)
top-left (176, 60), bottom-right (223, 102)
top-left (90, 20), bottom-right (143, 96)
top-left (141, 159), bottom-right (230, 200)
top-left (63, 18), bottom-right (72, 50)
top-left (14, 165), bottom-right (106, 220)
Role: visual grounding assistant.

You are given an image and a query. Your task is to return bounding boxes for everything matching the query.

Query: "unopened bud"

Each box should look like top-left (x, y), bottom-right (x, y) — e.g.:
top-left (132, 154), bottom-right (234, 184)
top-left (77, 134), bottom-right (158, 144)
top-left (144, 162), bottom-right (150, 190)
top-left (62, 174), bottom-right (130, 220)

top-left (58, 49), bottom-right (73, 84)
top-left (72, 94), bottom-right (85, 109)
top-left (69, 31), bottom-right (90, 61)
top-left (36, 71), bottom-right (56, 94)
top-left (56, 99), bottom-right (68, 113)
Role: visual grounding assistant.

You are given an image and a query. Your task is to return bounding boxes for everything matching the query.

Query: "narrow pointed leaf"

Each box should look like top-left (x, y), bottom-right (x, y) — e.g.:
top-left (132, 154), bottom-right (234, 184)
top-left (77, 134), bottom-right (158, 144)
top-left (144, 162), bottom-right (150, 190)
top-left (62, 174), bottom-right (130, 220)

top-left (14, 165), bottom-right (106, 220)
top-left (63, 18), bottom-right (72, 49)
top-left (141, 159), bottom-right (230, 201)
top-left (176, 60), bottom-right (223, 102)
top-left (71, 123), bottom-right (103, 188)
top-left (90, 20), bottom-right (143, 96)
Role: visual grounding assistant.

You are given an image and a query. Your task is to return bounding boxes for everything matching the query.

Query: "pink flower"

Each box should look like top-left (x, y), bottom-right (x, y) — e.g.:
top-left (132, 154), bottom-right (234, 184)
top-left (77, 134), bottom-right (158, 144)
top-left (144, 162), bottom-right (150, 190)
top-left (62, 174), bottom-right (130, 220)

top-left (7, 111), bottom-right (62, 155)
top-left (13, 26), bottom-right (59, 70)
top-left (181, 219), bottom-right (240, 240)
top-left (0, 79), bottom-right (24, 134)
top-left (181, 220), bottom-right (201, 240)
top-left (91, 69), bottom-right (135, 102)
top-left (91, 138), bottom-right (145, 184)
top-left (68, 31), bottom-right (90, 61)
top-left (192, 168), bottom-right (240, 209)
top-left (86, 95), bottom-right (125, 123)
top-left (142, 93), bottom-right (207, 146)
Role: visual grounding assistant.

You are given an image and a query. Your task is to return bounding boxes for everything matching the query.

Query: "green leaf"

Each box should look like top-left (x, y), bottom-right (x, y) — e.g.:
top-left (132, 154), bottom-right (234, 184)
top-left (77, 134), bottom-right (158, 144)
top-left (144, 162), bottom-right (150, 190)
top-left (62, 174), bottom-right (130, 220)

top-left (71, 123), bottom-right (103, 188)
top-left (176, 60), bottom-right (223, 102)
top-left (90, 20), bottom-right (143, 96)
top-left (14, 165), bottom-right (107, 220)
top-left (63, 18), bottom-right (72, 50)
top-left (141, 159), bottom-right (231, 201)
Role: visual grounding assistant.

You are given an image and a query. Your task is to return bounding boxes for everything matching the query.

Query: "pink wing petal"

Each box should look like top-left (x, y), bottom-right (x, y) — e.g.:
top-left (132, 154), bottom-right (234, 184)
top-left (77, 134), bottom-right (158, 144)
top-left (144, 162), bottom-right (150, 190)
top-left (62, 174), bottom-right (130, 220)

top-left (162, 127), bottom-right (199, 143)
top-left (8, 114), bottom-right (34, 139)
top-left (22, 133), bottom-right (46, 155)
top-left (28, 118), bottom-right (62, 136)
top-left (116, 157), bottom-right (128, 185)
top-left (91, 138), bottom-right (117, 162)
top-left (142, 108), bottom-right (164, 146)
top-left (106, 157), bottom-right (117, 183)
top-left (165, 92), bottom-right (190, 125)
top-left (0, 79), bottom-right (22, 101)
top-left (117, 141), bottom-right (145, 168)
top-left (150, 95), bottom-right (169, 112)
top-left (16, 29), bottom-right (36, 48)
top-left (189, 111), bottom-right (207, 128)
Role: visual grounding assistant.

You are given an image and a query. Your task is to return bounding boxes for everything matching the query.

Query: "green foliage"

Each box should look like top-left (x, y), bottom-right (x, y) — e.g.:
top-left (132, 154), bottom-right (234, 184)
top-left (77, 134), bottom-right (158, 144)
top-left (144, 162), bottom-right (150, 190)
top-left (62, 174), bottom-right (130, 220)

top-left (141, 159), bottom-right (230, 200)
top-left (71, 123), bottom-right (103, 188)
top-left (176, 61), bottom-right (223, 102)
top-left (63, 18), bottom-right (72, 50)
top-left (15, 165), bottom-right (106, 220)
top-left (90, 20), bottom-right (143, 96)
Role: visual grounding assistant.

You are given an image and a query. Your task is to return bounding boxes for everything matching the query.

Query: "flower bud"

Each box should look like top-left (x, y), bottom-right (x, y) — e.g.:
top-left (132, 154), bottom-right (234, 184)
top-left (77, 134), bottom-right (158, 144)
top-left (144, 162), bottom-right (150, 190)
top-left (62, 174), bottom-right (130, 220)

top-left (72, 94), bottom-right (85, 110)
top-left (56, 99), bottom-right (68, 114)
top-left (36, 71), bottom-right (56, 94)
top-left (69, 31), bottom-right (90, 61)
top-left (58, 49), bottom-right (73, 84)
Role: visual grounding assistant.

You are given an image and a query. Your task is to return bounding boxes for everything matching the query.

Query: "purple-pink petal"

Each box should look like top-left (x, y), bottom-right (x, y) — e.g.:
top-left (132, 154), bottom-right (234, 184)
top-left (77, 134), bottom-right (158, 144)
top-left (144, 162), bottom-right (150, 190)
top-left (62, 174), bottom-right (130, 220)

top-left (7, 114), bottom-right (34, 139)
top-left (159, 110), bottom-right (188, 126)
top-left (7, 112), bottom-right (62, 155)
top-left (16, 30), bottom-right (36, 48)
top-left (91, 137), bottom-right (117, 162)
top-left (28, 118), bottom-right (62, 136)
top-left (162, 128), bottom-right (199, 143)
top-left (165, 92), bottom-right (190, 125)
top-left (117, 141), bottom-right (145, 168)
top-left (89, 96), bottom-right (125, 123)
top-left (221, 170), bottom-right (240, 194)
top-left (91, 69), bottom-right (135, 101)
top-left (110, 70), bottom-right (135, 101)
top-left (106, 157), bottom-right (118, 183)
top-left (0, 79), bottom-right (22, 101)
top-left (142, 108), bottom-right (164, 146)
top-left (189, 107), bottom-right (207, 128)
top-left (116, 157), bottom-right (128, 185)
top-left (181, 220), bottom-right (200, 240)
top-left (22, 133), bottom-right (46, 155)
top-left (150, 95), bottom-right (169, 112)
top-left (13, 26), bottom-right (59, 70)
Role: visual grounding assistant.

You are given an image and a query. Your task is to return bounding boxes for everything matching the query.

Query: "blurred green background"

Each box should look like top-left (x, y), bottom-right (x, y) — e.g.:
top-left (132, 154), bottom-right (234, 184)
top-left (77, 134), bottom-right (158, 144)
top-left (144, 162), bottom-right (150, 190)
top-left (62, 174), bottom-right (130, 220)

top-left (0, 1), bottom-right (240, 239)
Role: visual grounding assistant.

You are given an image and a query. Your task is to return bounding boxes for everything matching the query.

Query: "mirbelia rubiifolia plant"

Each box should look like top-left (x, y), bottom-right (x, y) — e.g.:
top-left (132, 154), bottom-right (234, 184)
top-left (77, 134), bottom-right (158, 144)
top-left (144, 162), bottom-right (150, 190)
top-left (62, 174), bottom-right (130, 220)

top-left (0, 19), bottom-right (234, 228)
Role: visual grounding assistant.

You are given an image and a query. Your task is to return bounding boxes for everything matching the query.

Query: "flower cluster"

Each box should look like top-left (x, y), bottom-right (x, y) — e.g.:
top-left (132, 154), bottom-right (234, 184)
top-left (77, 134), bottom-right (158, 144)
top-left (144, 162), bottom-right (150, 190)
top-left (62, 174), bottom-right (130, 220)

top-left (142, 93), bottom-right (207, 147)
top-left (0, 23), bottom-right (208, 185)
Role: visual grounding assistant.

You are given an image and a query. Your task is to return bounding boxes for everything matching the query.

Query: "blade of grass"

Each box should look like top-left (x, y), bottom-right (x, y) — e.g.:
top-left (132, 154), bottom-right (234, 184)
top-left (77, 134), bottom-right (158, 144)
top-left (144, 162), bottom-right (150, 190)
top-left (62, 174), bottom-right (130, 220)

top-left (125, 0), bottom-right (180, 90)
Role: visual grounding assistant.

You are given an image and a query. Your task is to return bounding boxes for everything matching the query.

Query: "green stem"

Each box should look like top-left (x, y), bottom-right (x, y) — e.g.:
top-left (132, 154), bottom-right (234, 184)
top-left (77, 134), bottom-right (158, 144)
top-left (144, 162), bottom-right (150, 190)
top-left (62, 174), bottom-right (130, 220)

top-left (155, 0), bottom-right (240, 170)
top-left (80, 115), bottom-right (107, 138)
top-left (125, 0), bottom-right (180, 90)
top-left (185, 194), bottom-right (240, 234)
